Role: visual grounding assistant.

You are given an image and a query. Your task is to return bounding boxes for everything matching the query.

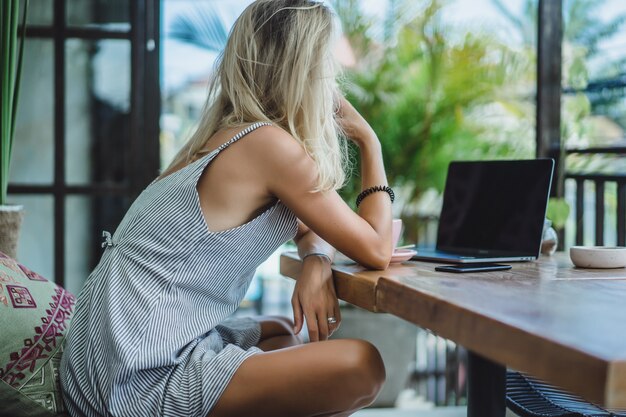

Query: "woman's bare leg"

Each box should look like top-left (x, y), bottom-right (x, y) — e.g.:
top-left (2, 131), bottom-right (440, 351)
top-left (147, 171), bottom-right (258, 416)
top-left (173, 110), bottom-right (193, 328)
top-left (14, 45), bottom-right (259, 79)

top-left (209, 339), bottom-right (385, 417)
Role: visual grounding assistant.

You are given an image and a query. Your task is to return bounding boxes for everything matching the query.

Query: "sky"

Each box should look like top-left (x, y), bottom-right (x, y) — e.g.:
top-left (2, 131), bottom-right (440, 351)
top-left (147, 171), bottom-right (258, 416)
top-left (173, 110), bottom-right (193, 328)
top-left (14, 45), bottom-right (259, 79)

top-left (161, 0), bottom-right (626, 93)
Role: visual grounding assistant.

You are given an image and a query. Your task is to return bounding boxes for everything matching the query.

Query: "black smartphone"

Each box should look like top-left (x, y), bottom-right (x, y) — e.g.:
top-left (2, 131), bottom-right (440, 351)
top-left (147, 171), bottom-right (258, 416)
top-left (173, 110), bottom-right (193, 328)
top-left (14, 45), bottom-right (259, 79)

top-left (434, 263), bottom-right (512, 273)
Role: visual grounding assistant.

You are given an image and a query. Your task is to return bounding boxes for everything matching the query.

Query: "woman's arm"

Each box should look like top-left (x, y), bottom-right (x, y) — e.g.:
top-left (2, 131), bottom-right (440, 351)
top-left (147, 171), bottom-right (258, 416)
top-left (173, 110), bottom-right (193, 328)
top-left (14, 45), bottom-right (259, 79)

top-left (293, 219), bottom-right (335, 262)
top-left (252, 100), bottom-right (393, 270)
top-left (336, 97), bottom-right (392, 247)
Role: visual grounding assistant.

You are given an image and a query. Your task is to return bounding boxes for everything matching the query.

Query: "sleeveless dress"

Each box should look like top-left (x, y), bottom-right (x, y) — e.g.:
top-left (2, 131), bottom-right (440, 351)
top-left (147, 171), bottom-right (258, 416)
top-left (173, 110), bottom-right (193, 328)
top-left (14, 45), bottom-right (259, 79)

top-left (60, 122), bottom-right (298, 417)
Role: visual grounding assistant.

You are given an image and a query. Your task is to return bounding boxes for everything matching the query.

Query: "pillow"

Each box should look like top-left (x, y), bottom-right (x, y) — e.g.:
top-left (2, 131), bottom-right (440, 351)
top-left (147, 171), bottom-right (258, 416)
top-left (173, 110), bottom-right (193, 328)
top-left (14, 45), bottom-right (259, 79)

top-left (0, 251), bottom-right (75, 417)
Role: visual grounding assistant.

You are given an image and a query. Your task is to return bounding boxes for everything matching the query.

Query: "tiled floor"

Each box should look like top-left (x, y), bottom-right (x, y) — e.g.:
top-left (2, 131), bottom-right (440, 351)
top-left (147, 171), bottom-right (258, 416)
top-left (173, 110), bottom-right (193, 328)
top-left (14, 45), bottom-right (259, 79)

top-left (353, 407), bottom-right (519, 416)
top-left (353, 407), bottom-right (467, 417)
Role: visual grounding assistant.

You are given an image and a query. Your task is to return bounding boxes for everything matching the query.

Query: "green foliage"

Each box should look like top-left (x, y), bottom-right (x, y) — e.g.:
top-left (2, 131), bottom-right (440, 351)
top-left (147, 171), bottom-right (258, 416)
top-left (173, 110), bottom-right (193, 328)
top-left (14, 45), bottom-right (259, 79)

top-left (546, 197), bottom-right (571, 230)
top-left (492, 0), bottom-right (626, 132)
top-left (493, 0), bottom-right (626, 183)
top-left (1, 0), bottom-right (28, 205)
top-left (563, 0), bottom-right (626, 58)
top-left (335, 0), bottom-right (527, 208)
top-left (492, 0), bottom-right (626, 59)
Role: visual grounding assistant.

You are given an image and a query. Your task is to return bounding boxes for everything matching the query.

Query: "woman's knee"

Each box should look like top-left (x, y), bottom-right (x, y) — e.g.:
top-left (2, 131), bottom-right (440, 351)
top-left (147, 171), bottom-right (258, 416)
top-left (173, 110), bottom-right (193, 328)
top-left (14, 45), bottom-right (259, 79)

top-left (337, 339), bottom-right (386, 408)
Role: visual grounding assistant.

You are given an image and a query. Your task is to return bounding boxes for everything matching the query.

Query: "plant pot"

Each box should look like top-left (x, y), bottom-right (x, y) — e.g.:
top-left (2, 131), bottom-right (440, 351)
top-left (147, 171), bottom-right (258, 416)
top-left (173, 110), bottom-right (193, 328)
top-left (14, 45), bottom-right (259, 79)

top-left (0, 204), bottom-right (24, 258)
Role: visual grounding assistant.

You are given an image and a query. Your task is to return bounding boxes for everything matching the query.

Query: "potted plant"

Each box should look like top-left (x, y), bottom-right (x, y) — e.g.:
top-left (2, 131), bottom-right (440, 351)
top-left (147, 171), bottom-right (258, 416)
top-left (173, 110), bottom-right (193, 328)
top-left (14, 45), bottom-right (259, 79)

top-left (1, 0), bottom-right (28, 258)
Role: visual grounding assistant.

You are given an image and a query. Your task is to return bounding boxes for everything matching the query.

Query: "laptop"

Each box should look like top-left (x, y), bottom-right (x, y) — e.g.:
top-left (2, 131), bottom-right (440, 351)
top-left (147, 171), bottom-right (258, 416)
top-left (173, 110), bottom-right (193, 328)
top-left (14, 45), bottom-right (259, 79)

top-left (412, 159), bottom-right (555, 263)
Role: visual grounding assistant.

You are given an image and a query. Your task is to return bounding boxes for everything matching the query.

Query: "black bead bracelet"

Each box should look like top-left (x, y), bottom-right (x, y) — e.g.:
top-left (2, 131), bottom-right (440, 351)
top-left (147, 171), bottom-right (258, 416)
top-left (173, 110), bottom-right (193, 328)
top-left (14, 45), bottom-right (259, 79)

top-left (356, 185), bottom-right (395, 208)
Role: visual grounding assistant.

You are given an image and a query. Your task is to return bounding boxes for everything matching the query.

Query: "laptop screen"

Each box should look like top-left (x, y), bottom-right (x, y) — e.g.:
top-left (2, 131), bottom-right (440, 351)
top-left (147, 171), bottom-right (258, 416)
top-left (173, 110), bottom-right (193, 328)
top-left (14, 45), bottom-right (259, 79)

top-left (436, 159), bottom-right (554, 257)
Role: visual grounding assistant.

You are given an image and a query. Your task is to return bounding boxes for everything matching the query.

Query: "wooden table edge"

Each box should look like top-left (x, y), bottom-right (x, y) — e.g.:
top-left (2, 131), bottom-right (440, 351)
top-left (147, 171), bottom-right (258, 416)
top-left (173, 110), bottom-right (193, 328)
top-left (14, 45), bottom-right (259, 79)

top-left (375, 275), bottom-right (626, 409)
top-left (279, 252), bottom-right (382, 312)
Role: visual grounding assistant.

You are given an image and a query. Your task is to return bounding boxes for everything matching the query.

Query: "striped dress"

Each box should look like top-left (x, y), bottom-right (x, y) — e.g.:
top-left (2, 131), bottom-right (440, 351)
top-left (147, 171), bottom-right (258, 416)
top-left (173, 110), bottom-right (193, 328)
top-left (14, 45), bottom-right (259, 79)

top-left (60, 123), bottom-right (298, 417)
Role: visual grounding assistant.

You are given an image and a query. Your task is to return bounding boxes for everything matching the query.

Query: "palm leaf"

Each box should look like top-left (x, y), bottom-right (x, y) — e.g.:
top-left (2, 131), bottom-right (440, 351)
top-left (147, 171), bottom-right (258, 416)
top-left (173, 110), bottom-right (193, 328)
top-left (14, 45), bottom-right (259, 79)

top-left (10, 0), bottom-right (28, 157)
top-left (1, 0), bottom-right (27, 204)
top-left (491, 0), bottom-right (525, 34)
top-left (169, 6), bottom-right (228, 53)
top-left (578, 14), bottom-right (626, 56)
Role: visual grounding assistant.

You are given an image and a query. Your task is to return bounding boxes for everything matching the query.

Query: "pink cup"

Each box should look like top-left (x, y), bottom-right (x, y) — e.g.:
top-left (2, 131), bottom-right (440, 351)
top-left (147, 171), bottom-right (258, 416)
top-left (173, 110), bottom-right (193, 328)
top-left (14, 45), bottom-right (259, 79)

top-left (392, 219), bottom-right (403, 250)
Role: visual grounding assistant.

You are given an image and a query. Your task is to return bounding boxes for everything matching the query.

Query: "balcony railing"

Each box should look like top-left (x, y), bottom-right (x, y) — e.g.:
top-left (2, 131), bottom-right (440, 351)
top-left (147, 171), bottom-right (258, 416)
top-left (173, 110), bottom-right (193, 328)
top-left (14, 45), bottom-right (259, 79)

top-left (564, 146), bottom-right (626, 247)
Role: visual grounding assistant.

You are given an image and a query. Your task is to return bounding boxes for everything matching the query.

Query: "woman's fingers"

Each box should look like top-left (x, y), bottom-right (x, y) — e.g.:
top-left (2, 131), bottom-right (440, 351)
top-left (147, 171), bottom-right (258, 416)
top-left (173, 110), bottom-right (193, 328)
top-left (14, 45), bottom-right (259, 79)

top-left (304, 307), bottom-right (320, 342)
top-left (317, 310), bottom-right (329, 340)
top-left (329, 301), bottom-right (341, 336)
top-left (325, 280), bottom-right (341, 336)
top-left (303, 306), bottom-right (334, 342)
top-left (333, 96), bottom-right (377, 148)
top-left (291, 294), bottom-right (304, 335)
top-left (327, 310), bottom-right (338, 336)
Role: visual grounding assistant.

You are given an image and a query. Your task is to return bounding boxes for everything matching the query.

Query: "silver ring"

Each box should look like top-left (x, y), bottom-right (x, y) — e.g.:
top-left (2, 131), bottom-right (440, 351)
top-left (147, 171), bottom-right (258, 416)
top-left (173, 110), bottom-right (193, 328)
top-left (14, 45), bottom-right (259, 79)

top-left (327, 317), bottom-right (337, 324)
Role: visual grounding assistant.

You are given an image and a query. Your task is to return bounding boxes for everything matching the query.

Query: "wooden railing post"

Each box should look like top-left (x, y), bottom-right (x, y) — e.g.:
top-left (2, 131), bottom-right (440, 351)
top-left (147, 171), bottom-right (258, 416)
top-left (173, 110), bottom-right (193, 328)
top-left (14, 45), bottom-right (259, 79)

top-left (536, 0), bottom-right (563, 198)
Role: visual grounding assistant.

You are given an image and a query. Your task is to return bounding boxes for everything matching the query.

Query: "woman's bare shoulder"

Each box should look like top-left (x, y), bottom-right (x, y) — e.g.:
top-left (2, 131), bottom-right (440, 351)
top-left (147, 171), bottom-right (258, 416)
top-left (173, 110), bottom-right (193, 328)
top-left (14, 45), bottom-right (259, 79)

top-left (247, 125), bottom-right (315, 166)
top-left (248, 124), bottom-right (304, 153)
top-left (245, 124), bottom-right (319, 190)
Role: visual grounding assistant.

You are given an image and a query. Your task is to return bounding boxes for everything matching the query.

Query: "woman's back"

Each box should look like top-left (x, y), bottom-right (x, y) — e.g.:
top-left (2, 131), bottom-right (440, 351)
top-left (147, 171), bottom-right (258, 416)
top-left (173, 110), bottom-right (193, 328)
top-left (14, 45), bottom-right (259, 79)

top-left (60, 123), bottom-right (298, 416)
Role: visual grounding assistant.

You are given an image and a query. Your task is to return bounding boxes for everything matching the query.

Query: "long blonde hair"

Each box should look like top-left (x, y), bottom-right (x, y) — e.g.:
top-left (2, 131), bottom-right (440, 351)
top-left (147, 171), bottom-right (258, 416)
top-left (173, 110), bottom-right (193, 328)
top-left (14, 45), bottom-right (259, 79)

top-left (164, 0), bottom-right (348, 191)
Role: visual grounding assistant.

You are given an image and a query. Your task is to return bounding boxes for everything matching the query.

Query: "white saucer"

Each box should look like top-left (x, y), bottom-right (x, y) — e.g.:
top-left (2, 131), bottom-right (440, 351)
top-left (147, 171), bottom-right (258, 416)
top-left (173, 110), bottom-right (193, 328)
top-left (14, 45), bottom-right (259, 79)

top-left (390, 248), bottom-right (418, 263)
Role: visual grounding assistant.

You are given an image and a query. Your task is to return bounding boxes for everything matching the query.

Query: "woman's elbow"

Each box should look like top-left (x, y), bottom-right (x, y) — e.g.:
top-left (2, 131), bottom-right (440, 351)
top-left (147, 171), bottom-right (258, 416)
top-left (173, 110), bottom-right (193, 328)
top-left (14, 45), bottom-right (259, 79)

top-left (362, 245), bottom-right (392, 270)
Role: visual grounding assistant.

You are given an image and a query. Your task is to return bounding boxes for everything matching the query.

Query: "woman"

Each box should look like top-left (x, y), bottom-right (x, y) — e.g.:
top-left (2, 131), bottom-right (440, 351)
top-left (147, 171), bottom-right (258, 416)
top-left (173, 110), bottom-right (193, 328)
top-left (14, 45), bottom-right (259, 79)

top-left (60, 1), bottom-right (394, 416)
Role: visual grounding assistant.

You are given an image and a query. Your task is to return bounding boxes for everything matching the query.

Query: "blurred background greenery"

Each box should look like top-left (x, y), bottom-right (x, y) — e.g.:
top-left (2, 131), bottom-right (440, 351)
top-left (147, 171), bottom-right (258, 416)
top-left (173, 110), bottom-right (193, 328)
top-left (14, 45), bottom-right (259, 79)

top-left (331, 0), bottom-right (625, 242)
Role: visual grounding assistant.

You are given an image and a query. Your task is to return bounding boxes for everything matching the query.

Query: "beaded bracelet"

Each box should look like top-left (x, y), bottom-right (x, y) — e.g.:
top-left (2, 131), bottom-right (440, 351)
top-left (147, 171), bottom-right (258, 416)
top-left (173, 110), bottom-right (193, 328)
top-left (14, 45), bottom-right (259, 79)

top-left (356, 185), bottom-right (395, 208)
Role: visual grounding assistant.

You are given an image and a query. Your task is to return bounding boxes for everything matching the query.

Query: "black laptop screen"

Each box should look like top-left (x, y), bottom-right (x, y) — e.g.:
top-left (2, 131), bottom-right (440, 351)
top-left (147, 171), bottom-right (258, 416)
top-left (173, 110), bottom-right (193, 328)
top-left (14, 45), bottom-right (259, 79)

top-left (436, 159), bottom-right (554, 257)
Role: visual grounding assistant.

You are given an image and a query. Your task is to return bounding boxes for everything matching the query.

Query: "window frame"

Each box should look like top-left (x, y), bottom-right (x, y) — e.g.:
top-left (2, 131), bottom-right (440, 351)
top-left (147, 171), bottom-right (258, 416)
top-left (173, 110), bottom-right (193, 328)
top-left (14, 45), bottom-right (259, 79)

top-left (8, 0), bottom-right (160, 287)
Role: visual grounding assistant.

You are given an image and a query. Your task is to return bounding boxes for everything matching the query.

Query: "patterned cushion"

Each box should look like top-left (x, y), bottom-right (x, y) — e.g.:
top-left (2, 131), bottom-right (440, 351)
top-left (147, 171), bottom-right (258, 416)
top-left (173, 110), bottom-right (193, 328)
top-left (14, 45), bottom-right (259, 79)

top-left (0, 251), bottom-right (75, 416)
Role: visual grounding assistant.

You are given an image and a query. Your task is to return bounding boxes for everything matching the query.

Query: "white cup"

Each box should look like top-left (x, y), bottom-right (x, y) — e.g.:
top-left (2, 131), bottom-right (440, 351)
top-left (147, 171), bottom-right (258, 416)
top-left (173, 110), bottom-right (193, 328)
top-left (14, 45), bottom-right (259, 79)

top-left (392, 219), bottom-right (403, 250)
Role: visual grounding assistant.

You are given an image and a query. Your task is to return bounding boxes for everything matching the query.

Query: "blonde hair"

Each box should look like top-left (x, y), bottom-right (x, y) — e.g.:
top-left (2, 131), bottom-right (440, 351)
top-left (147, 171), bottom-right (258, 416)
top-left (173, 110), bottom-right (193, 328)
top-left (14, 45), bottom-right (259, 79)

top-left (164, 0), bottom-right (347, 191)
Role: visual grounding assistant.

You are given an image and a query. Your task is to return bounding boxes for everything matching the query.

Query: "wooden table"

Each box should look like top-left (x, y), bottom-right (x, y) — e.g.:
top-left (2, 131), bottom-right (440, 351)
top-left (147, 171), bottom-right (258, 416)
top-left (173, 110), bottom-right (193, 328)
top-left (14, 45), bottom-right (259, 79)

top-left (279, 252), bottom-right (626, 416)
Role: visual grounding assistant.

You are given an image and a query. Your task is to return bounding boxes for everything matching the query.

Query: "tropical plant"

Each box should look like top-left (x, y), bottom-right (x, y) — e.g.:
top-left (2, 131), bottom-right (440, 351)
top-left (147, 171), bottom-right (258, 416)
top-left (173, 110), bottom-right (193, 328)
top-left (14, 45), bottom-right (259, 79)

top-left (169, 1), bottom-right (535, 215)
top-left (334, 0), bottom-right (527, 210)
top-left (493, 0), bottom-right (626, 55)
top-left (492, 0), bottom-right (626, 139)
top-left (1, 0), bottom-right (28, 205)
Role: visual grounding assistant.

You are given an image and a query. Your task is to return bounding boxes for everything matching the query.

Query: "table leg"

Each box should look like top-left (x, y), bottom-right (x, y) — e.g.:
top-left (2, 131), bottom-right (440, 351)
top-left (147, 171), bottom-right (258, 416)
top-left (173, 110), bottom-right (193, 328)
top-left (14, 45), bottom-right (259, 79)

top-left (467, 350), bottom-right (506, 417)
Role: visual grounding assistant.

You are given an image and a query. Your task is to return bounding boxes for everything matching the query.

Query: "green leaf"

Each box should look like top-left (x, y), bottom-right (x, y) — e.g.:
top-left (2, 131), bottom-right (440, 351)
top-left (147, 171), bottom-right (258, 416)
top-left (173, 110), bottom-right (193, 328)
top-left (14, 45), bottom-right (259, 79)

top-left (1, 0), bottom-right (27, 205)
top-left (546, 197), bottom-right (571, 230)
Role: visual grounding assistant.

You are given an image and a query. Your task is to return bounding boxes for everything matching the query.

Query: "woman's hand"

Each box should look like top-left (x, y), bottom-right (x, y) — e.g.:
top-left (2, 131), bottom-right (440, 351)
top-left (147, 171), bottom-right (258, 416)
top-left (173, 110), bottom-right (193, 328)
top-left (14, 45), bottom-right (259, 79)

top-left (291, 256), bottom-right (341, 342)
top-left (334, 95), bottom-right (379, 149)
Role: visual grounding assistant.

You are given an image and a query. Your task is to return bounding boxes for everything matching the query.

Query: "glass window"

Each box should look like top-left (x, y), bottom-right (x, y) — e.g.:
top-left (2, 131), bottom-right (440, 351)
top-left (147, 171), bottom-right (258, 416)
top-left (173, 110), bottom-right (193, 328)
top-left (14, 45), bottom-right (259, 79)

top-left (65, 196), bottom-right (94, 294)
top-left (9, 0), bottom-right (159, 292)
top-left (9, 39), bottom-right (54, 185)
top-left (20, 0), bottom-right (53, 26)
top-left (65, 39), bottom-right (131, 184)
top-left (66, 0), bottom-right (130, 29)
top-left (562, 0), bottom-right (626, 149)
